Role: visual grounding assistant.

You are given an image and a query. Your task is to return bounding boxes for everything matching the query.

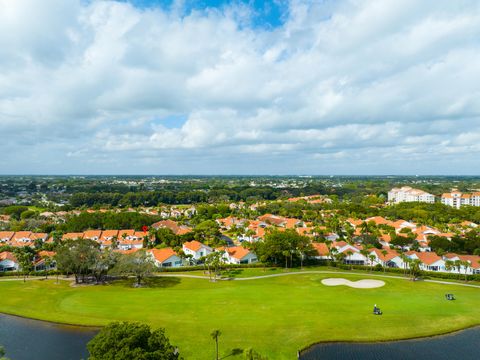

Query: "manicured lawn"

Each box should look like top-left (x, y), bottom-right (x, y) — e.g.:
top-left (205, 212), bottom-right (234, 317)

top-left (0, 273), bottom-right (479, 359)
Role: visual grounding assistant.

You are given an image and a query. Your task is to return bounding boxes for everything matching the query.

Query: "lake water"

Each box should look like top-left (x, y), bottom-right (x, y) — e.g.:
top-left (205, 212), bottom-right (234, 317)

top-left (1, 312), bottom-right (479, 360)
top-left (300, 326), bottom-right (480, 360)
top-left (0, 313), bottom-right (97, 360)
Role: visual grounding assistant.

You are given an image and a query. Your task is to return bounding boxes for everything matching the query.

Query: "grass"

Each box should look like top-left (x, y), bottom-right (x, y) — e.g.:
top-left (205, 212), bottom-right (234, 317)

top-left (0, 273), bottom-right (479, 359)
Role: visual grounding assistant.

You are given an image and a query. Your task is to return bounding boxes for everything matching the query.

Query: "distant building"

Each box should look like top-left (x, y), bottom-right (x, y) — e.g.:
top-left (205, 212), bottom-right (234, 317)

top-left (387, 186), bottom-right (435, 204)
top-left (441, 190), bottom-right (480, 209)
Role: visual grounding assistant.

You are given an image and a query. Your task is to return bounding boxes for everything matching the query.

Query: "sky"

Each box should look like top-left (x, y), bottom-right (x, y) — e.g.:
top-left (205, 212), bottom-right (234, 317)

top-left (1, 0), bottom-right (480, 175)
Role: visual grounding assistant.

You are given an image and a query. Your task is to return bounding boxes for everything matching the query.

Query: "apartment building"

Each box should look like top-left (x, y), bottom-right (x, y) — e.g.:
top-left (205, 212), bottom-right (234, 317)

top-left (441, 190), bottom-right (480, 208)
top-left (388, 186), bottom-right (435, 204)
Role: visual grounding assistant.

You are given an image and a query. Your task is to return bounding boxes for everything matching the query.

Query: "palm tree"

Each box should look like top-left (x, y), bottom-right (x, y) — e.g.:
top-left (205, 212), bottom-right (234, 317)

top-left (461, 260), bottom-right (471, 282)
top-left (445, 260), bottom-right (454, 274)
top-left (368, 254), bottom-right (376, 271)
top-left (211, 329), bottom-right (221, 360)
top-left (360, 249), bottom-right (369, 268)
top-left (282, 250), bottom-right (290, 270)
top-left (381, 249), bottom-right (388, 272)
top-left (346, 250), bottom-right (354, 270)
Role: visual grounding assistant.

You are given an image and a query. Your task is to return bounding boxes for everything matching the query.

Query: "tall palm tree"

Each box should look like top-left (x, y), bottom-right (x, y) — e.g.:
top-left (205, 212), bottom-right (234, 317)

top-left (381, 249), bottom-right (388, 272)
top-left (211, 329), bottom-right (221, 360)
top-left (346, 250), bottom-right (354, 270)
top-left (360, 249), bottom-right (369, 268)
top-left (368, 254), bottom-right (376, 271)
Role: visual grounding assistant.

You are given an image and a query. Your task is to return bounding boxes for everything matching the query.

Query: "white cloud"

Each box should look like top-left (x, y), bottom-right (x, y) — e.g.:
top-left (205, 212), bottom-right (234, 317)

top-left (0, 0), bottom-right (480, 174)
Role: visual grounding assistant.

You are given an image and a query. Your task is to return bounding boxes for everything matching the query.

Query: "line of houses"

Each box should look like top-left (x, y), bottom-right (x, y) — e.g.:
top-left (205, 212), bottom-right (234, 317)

top-left (312, 241), bottom-right (480, 275)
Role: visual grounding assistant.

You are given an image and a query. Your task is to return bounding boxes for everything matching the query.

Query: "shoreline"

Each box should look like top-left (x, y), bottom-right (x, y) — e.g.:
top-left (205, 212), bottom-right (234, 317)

top-left (298, 324), bottom-right (480, 357)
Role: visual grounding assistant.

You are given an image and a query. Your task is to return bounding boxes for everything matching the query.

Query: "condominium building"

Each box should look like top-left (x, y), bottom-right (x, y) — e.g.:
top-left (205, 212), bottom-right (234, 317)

top-left (441, 191), bottom-right (480, 208)
top-left (387, 186), bottom-right (435, 204)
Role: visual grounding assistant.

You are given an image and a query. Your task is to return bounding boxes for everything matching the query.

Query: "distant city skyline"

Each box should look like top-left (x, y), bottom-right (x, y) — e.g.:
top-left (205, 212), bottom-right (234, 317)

top-left (1, 0), bottom-right (480, 175)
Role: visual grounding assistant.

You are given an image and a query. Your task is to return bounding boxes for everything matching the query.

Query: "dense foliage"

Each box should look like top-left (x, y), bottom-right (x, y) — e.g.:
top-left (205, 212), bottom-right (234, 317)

top-left (87, 322), bottom-right (180, 360)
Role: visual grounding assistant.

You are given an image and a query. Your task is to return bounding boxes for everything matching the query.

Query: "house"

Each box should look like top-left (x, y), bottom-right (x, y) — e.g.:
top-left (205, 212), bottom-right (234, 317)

top-left (83, 230), bottom-right (102, 241)
top-left (0, 231), bottom-right (14, 244)
top-left (369, 248), bottom-right (403, 268)
top-left (117, 230), bottom-right (144, 250)
top-left (152, 220), bottom-right (192, 235)
top-left (221, 246), bottom-right (257, 264)
top-left (312, 242), bottom-right (330, 260)
top-left (62, 232), bottom-right (84, 241)
top-left (182, 240), bottom-right (212, 261)
top-left (0, 251), bottom-right (19, 271)
top-left (407, 251), bottom-right (445, 272)
top-left (33, 251), bottom-right (57, 271)
top-left (148, 248), bottom-right (182, 268)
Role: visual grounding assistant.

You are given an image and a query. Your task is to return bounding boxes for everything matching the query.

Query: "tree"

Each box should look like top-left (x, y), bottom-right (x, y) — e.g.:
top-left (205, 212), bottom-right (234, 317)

top-left (0, 345), bottom-right (9, 360)
top-left (110, 250), bottom-right (155, 287)
top-left (87, 322), bottom-right (179, 360)
top-left (461, 260), bottom-right (471, 282)
top-left (13, 248), bottom-right (34, 282)
top-left (211, 329), bottom-right (221, 360)
top-left (244, 348), bottom-right (268, 360)
top-left (55, 238), bottom-right (100, 284)
top-left (368, 254), bottom-right (376, 271)
top-left (203, 251), bottom-right (225, 281)
top-left (381, 249), bottom-right (388, 272)
top-left (345, 250), bottom-right (354, 270)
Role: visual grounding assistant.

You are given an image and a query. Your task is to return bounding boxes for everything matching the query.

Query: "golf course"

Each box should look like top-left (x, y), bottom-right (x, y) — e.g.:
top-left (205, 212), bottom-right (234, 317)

top-left (1, 270), bottom-right (480, 359)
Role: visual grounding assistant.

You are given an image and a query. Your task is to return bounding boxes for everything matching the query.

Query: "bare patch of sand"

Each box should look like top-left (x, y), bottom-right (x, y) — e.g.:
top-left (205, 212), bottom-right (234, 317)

top-left (321, 278), bottom-right (385, 289)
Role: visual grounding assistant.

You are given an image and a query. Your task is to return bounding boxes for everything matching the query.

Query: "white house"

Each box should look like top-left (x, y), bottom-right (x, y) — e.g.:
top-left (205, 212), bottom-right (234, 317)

top-left (182, 240), bottom-right (213, 261)
top-left (0, 251), bottom-right (19, 271)
top-left (221, 246), bottom-right (257, 265)
top-left (148, 248), bottom-right (182, 268)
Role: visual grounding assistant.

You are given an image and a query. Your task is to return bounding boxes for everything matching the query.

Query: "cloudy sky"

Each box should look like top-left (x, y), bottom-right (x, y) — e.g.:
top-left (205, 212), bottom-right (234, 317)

top-left (1, 0), bottom-right (480, 175)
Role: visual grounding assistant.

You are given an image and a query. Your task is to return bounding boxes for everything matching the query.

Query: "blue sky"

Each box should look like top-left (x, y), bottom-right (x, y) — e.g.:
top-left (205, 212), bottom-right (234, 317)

top-left (1, 0), bottom-right (480, 175)
top-left (120, 0), bottom-right (288, 27)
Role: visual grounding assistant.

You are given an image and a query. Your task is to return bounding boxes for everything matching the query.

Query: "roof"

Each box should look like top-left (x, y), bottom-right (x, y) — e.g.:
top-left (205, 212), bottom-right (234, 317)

top-left (149, 248), bottom-right (178, 263)
top-left (370, 248), bottom-right (399, 262)
top-left (62, 232), bottom-right (84, 240)
top-left (413, 251), bottom-right (443, 265)
top-left (225, 246), bottom-right (251, 260)
top-left (183, 240), bottom-right (205, 252)
top-left (312, 242), bottom-right (329, 256)
top-left (0, 231), bottom-right (14, 240)
top-left (83, 230), bottom-right (102, 239)
top-left (0, 251), bottom-right (17, 262)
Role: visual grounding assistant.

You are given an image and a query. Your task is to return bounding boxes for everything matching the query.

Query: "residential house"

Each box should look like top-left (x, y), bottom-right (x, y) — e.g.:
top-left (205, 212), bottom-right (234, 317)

top-left (182, 240), bottom-right (212, 261)
top-left (0, 251), bottom-right (19, 271)
top-left (148, 248), bottom-right (182, 268)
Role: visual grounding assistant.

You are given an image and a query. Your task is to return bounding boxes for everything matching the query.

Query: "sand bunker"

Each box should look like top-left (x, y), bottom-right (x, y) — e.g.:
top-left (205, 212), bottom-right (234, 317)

top-left (321, 278), bottom-right (385, 289)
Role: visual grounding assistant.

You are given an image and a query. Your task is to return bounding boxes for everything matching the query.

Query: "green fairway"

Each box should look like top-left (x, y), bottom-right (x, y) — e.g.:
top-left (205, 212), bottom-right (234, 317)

top-left (1, 273), bottom-right (479, 359)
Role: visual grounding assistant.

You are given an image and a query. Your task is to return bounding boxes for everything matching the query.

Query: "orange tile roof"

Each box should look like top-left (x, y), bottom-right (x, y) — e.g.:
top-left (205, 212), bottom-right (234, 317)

top-left (149, 248), bottom-right (178, 263)
top-left (312, 242), bottom-right (329, 256)
top-left (183, 240), bottom-right (204, 252)
top-left (0, 231), bottom-right (14, 241)
top-left (0, 251), bottom-right (17, 262)
top-left (62, 232), bottom-right (84, 240)
top-left (226, 246), bottom-right (251, 260)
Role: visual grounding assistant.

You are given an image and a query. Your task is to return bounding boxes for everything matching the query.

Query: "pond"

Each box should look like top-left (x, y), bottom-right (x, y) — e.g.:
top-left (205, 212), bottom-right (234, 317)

top-left (0, 313), bottom-right (97, 360)
top-left (300, 326), bottom-right (480, 360)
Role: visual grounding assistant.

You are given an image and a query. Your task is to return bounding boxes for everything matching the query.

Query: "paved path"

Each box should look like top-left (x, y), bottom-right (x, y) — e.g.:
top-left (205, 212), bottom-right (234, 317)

top-left (156, 270), bottom-right (480, 288)
top-left (2, 271), bottom-right (480, 289)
